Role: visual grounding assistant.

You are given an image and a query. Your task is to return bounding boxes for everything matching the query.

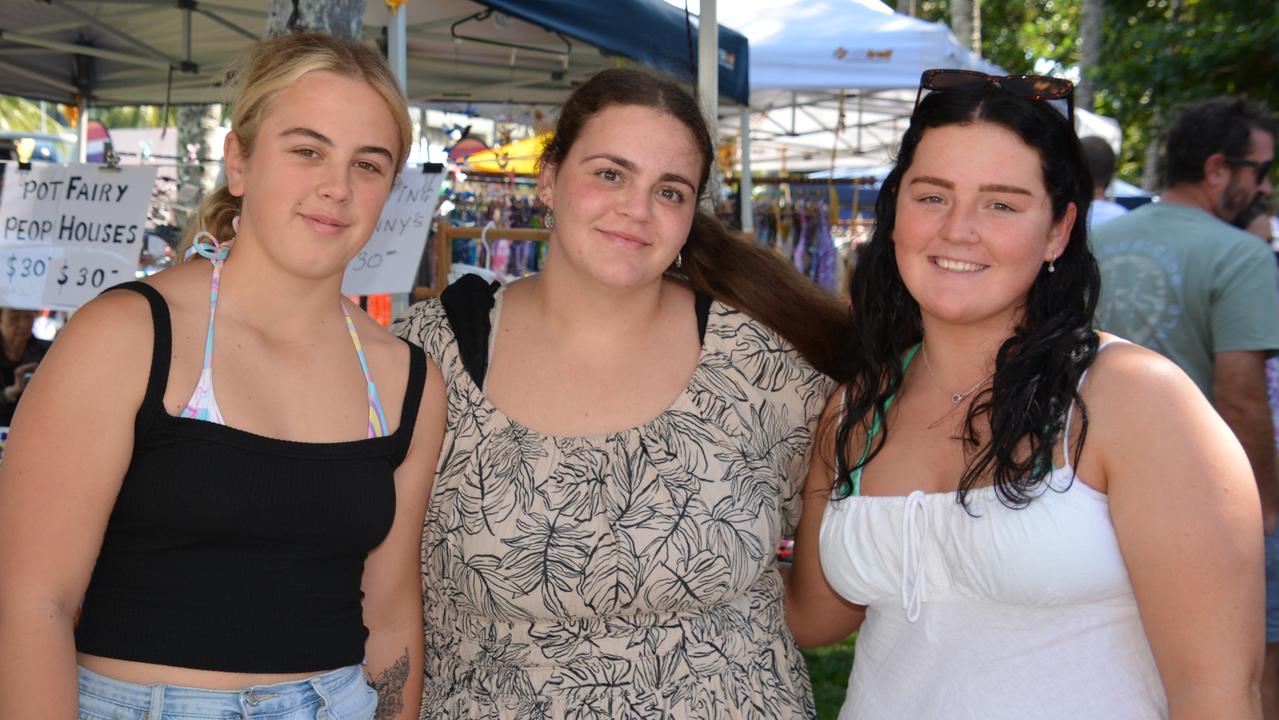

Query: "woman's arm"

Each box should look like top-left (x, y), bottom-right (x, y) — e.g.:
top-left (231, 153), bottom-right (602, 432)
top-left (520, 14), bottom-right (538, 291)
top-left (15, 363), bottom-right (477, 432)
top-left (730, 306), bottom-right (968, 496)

top-left (0, 291), bottom-right (152, 718)
top-left (361, 355), bottom-right (445, 720)
top-left (785, 389), bottom-right (866, 648)
top-left (1095, 345), bottom-right (1263, 719)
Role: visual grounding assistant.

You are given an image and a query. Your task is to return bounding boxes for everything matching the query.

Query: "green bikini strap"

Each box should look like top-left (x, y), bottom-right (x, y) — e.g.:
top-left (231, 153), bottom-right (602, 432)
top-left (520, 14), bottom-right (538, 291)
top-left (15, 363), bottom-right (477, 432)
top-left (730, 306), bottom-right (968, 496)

top-left (848, 343), bottom-right (920, 497)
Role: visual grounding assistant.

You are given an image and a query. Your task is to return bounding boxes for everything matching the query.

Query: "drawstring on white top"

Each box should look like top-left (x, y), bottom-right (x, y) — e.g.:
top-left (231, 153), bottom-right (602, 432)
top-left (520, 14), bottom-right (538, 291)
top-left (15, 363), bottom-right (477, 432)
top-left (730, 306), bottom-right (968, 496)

top-left (901, 490), bottom-right (929, 622)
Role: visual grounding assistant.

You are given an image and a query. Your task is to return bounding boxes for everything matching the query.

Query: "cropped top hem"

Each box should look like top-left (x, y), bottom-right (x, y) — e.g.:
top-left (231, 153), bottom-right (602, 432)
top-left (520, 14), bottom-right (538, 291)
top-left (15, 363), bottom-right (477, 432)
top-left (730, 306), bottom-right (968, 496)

top-left (74, 281), bottom-right (427, 673)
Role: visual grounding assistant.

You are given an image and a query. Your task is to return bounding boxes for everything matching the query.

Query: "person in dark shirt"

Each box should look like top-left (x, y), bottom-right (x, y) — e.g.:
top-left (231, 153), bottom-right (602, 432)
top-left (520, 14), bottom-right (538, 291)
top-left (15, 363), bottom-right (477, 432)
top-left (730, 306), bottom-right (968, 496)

top-left (0, 308), bottom-right (49, 426)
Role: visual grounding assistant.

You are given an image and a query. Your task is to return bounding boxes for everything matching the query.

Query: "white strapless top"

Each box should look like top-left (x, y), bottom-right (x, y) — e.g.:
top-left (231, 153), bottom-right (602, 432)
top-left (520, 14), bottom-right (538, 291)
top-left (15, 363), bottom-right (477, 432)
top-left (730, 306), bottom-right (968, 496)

top-left (819, 340), bottom-right (1168, 719)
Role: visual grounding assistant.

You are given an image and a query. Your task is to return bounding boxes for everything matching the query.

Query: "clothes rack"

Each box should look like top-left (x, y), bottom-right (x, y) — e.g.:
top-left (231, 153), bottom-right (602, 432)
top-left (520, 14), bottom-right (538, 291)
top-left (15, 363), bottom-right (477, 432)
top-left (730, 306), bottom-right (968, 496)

top-left (414, 223), bottom-right (550, 300)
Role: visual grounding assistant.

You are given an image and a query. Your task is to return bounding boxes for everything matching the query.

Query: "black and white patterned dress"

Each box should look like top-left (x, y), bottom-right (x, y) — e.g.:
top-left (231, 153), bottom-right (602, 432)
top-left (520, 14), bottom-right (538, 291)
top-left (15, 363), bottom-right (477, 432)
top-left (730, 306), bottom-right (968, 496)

top-left (392, 277), bottom-right (833, 719)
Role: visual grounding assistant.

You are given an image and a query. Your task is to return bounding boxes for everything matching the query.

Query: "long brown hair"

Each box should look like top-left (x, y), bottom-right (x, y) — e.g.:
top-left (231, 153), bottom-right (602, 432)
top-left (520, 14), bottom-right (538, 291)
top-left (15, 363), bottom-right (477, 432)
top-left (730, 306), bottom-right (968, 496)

top-left (180, 32), bottom-right (413, 253)
top-left (541, 68), bottom-right (850, 379)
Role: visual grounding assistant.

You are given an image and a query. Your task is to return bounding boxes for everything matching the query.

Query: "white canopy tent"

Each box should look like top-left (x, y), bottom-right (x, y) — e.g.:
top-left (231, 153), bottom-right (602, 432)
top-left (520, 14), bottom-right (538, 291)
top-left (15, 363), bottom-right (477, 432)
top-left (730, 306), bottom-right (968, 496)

top-left (695, 0), bottom-right (1121, 175)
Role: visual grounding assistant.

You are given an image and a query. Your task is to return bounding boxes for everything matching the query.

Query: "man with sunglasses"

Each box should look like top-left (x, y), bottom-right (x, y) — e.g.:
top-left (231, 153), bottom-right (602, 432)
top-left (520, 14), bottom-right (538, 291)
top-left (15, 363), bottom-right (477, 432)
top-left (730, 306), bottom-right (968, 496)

top-left (1094, 94), bottom-right (1279, 717)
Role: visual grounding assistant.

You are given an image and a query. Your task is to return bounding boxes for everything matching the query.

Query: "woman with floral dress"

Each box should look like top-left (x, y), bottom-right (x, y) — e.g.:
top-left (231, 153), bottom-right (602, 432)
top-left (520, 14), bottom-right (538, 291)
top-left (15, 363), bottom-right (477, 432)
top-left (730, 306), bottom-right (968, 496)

top-left (394, 68), bottom-right (849, 719)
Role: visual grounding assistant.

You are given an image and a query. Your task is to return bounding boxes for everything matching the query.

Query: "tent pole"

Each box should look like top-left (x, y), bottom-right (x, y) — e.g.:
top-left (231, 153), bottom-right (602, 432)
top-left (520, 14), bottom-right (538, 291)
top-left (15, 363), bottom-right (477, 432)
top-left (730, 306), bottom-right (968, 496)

top-left (697, 0), bottom-right (718, 136)
top-left (76, 95), bottom-right (88, 163)
top-left (697, 0), bottom-right (718, 209)
top-left (388, 3), bottom-right (408, 95)
top-left (739, 104), bottom-right (753, 234)
top-left (183, 7), bottom-right (192, 64)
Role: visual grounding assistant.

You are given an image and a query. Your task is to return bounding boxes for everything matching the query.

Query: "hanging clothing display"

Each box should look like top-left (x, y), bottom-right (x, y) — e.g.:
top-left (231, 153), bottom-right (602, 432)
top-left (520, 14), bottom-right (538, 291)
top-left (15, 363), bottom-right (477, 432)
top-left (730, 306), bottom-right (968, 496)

top-left (432, 174), bottom-right (550, 285)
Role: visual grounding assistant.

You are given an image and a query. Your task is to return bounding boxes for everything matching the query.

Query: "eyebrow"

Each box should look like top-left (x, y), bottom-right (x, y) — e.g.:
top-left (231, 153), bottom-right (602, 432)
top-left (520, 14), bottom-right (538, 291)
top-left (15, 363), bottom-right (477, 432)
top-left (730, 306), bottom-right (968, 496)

top-left (280, 127), bottom-right (394, 162)
top-left (908, 175), bottom-right (1033, 195)
top-left (908, 176), bottom-right (954, 190)
top-left (583, 153), bottom-right (697, 190)
top-left (978, 183), bottom-right (1033, 195)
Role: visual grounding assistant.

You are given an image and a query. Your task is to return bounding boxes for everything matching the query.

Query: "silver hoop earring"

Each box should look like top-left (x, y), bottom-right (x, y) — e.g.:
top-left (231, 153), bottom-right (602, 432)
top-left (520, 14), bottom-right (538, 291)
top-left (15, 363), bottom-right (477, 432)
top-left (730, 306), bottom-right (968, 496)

top-left (544, 211), bottom-right (554, 230)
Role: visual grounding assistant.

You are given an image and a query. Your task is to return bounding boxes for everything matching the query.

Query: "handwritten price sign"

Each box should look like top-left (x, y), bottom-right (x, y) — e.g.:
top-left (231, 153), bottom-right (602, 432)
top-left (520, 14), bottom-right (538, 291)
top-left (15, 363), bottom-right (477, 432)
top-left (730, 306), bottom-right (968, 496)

top-left (341, 170), bottom-right (444, 296)
top-left (0, 162), bottom-right (156, 310)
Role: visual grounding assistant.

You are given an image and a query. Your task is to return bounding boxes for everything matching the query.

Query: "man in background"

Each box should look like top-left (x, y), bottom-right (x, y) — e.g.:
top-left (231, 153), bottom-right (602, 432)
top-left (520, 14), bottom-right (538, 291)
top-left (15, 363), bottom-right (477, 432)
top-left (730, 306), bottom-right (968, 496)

top-left (1081, 135), bottom-right (1129, 229)
top-left (1092, 95), bottom-right (1278, 717)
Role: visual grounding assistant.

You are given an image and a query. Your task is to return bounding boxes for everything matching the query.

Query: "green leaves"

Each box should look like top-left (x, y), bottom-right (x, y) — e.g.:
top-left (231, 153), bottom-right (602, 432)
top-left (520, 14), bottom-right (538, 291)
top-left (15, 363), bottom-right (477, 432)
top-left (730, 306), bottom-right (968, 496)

top-left (913, 0), bottom-right (1278, 187)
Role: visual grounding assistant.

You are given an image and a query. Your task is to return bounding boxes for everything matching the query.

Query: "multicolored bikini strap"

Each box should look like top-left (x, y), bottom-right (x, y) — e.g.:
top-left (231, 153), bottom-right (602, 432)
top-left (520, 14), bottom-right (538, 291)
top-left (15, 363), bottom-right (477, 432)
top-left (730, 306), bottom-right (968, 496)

top-left (179, 216), bottom-right (389, 439)
top-left (180, 226), bottom-right (235, 424)
top-left (343, 306), bottom-right (389, 438)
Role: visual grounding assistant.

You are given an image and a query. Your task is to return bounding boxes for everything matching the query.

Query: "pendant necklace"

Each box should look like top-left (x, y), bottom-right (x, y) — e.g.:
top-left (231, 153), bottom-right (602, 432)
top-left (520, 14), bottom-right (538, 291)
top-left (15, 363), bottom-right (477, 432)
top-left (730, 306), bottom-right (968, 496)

top-left (921, 341), bottom-right (995, 404)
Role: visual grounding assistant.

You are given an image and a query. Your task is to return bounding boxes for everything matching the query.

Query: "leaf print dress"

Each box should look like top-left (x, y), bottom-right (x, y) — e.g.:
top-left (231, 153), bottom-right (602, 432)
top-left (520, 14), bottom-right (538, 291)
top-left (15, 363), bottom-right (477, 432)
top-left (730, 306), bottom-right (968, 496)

top-left (393, 276), bottom-right (834, 719)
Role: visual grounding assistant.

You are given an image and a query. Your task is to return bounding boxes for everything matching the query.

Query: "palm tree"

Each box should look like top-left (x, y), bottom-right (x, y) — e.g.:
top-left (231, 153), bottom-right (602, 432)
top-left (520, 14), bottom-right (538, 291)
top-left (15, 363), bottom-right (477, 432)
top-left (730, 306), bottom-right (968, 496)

top-left (1078, 0), bottom-right (1103, 111)
top-left (951, 0), bottom-right (981, 53)
top-left (96, 105), bottom-right (168, 129)
top-left (0, 95), bottom-right (68, 134)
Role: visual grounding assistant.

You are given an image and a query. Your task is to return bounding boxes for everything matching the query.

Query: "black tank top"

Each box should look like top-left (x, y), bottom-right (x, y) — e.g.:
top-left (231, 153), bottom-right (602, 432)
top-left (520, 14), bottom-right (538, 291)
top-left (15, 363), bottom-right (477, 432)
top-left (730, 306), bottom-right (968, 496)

top-left (74, 282), bottom-right (427, 673)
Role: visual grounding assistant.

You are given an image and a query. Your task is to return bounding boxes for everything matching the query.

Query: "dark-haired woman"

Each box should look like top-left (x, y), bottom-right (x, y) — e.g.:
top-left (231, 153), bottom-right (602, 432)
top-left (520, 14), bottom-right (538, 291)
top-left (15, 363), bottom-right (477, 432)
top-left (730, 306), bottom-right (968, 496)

top-left (786, 74), bottom-right (1262, 719)
top-left (393, 68), bottom-right (847, 717)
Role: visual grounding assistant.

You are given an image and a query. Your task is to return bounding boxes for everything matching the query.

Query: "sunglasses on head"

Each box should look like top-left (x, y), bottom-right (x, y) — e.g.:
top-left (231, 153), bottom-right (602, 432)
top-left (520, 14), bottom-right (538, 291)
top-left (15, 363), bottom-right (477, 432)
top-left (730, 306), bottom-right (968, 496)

top-left (1228, 157), bottom-right (1273, 180)
top-left (914, 69), bottom-right (1076, 125)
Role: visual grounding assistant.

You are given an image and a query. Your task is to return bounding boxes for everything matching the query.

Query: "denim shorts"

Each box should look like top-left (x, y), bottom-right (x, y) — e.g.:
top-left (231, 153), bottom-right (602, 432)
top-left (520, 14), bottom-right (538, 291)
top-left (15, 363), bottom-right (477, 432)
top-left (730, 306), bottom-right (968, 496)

top-left (1266, 529), bottom-right (1279, 644)
top-left (77, 663), bottom-right (378, 720)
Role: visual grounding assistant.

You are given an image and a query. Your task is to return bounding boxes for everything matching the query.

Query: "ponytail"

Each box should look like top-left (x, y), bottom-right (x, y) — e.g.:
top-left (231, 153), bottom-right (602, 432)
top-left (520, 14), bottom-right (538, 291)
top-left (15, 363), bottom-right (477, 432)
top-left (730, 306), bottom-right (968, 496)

top-left (681, 211), bottom-right (850, 380)
top-left (178, 185), bottom-right (240, 257)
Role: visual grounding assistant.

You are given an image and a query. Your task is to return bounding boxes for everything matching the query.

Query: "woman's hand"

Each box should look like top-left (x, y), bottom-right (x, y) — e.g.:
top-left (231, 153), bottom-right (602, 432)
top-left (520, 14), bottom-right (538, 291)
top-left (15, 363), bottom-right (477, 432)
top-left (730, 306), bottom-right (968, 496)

top-left (2, 361), bottom-right (39, 402)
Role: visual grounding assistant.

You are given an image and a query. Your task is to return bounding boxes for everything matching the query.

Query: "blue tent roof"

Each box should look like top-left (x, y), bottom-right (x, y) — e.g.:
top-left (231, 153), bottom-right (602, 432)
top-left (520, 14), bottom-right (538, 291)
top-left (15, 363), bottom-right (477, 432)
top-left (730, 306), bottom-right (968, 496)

top-left (482, 0), bottom-right (750, 105)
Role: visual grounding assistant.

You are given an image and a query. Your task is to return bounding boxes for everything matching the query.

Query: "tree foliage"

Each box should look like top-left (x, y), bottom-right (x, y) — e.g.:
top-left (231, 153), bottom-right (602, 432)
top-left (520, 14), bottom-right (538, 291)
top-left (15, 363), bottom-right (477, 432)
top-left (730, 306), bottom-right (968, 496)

top-left (96, 105), bottom-right (169, 129)
top-left (1095, 0), bottom-right (1278, 184)
top-left (0, 96), bottom-right (69, 134)
top-left (914, 0), bottom-right (1279, 187)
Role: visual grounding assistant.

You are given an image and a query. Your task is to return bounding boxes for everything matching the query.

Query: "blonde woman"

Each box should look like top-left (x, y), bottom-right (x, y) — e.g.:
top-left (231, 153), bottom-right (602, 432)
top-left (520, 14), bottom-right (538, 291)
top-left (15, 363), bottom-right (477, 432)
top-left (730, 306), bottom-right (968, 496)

top-left (0, 33), bottom-right (444, 720)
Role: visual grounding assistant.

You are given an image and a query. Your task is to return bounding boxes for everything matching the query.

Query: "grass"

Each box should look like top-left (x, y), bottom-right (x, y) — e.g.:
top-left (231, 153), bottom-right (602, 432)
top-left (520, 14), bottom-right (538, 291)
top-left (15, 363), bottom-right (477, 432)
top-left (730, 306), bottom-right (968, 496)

top-left (802, 634), bottom-right (856, 719)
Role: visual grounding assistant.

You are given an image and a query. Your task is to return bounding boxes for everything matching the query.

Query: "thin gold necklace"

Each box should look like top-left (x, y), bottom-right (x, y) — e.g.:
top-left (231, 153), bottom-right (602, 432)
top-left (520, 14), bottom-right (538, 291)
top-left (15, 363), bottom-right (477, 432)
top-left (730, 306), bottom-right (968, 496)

top-left (920, 341), bottom-right (994, 404)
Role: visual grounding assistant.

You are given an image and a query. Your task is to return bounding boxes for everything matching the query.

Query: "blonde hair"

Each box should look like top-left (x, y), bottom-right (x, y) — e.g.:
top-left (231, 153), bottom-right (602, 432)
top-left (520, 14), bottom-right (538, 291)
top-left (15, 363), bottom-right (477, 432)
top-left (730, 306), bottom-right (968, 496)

top-left (180, 32), bottom-right (412, 252)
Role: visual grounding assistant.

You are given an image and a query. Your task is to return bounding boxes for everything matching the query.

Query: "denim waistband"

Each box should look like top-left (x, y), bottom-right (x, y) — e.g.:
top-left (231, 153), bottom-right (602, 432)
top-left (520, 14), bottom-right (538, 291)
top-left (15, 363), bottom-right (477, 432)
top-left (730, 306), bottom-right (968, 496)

top-left (77, 663), bottom-right (366, 718)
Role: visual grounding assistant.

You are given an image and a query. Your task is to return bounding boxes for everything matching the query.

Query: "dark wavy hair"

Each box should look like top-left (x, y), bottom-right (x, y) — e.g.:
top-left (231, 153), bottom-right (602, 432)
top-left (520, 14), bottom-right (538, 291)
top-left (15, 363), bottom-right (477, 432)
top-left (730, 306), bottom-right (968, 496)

top-left (540, 68), bottom-right (851, 379)
top-left (832, 84), bottom-right (1101, 508)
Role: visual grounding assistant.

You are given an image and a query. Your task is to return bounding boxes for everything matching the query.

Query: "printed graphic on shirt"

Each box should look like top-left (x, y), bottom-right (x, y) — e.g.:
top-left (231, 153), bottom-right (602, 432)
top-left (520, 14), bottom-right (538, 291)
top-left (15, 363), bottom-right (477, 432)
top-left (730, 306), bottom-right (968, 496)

top-left (1095, 238), bottom-right (1183, 345)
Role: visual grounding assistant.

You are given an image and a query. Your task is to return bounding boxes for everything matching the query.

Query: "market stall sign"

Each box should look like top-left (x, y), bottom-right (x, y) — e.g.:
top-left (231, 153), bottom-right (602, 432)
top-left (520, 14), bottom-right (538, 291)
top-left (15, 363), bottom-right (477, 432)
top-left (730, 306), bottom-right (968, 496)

top-left (341, 170), bottom-right (445, 297)
top-left (0, 162), bottom-right (156, 311)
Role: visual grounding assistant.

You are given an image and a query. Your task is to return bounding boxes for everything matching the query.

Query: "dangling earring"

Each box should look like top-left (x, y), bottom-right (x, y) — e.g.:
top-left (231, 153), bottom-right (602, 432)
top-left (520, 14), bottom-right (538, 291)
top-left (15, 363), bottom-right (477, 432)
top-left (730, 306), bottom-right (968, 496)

top-left (544, 210), bottom-right (555, 230)
top-left (1047, 258), bottom-right (1056, 274)
top-left (675, 250), bottom-right (683, 268)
